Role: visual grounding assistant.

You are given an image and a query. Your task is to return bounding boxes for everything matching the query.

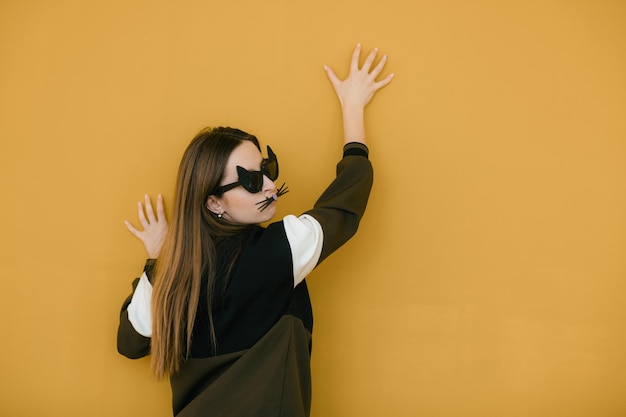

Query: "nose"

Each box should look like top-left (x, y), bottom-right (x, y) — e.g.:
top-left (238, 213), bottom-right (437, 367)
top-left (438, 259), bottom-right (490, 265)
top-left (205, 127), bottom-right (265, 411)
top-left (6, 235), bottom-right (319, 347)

top-left (262, 174), bottom-right (276, 193)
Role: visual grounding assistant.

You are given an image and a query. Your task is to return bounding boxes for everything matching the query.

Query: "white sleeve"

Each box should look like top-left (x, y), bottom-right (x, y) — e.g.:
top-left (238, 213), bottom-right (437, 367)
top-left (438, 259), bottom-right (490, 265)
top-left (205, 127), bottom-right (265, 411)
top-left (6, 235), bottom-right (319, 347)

top-left (126, 272), bottom-right (153, 337)
top-left (283, 214), bottom-right (324, 287)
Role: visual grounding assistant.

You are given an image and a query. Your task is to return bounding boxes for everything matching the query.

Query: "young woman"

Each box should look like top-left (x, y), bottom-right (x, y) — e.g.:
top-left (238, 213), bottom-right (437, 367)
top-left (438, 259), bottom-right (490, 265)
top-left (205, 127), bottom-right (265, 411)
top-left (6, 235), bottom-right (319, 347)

top-left (117, 44), bottom-right (393, 417)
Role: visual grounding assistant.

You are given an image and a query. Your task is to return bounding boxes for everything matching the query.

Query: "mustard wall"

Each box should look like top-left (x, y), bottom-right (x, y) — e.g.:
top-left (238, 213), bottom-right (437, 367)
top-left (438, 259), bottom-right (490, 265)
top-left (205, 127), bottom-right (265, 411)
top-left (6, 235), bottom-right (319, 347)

top-left (1, 1), bottom-right (624, 416)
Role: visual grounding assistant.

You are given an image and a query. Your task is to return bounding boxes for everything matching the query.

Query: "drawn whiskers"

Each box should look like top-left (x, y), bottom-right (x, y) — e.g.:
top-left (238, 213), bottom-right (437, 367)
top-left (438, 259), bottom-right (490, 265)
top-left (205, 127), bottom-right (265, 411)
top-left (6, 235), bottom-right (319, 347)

top-left (256, 183), bottom-right (289, 211)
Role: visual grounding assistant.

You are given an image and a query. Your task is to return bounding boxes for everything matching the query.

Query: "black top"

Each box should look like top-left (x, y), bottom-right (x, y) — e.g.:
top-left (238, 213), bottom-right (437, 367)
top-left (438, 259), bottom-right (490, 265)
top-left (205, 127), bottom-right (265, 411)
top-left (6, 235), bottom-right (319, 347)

top-left (117, 143), bottom-right (373, 416)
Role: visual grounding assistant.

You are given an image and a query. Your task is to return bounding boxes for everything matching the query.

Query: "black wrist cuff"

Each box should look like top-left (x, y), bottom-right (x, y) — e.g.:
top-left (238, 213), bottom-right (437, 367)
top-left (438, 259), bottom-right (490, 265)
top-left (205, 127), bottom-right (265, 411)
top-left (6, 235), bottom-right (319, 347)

top-left (343, 142), bottom-right (369, 158)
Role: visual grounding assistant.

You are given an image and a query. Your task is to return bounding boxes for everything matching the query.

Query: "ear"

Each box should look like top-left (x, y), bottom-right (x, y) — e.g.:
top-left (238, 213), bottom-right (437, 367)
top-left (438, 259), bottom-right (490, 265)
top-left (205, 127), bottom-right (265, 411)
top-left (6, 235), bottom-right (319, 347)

top-left (206, 195), bottom-right (223, 215)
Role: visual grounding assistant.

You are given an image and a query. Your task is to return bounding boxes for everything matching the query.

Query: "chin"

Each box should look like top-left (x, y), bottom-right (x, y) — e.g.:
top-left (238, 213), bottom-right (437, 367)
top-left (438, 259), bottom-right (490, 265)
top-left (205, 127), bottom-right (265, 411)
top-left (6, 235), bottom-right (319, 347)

top-left (260, 207), bottom-right (277, 222)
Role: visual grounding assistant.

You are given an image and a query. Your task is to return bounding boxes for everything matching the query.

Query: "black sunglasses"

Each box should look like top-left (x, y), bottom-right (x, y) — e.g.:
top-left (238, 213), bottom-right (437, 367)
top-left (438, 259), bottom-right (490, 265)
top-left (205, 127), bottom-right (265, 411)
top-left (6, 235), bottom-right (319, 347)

top-left (212, 146), bottom-right (279, 195)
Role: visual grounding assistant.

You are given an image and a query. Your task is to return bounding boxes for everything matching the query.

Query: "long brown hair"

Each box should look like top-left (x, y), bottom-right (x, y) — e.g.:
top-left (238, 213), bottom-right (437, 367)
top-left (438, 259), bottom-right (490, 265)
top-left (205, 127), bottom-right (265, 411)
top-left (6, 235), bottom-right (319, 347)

top-left (151, 126), bottom-right (260, 378)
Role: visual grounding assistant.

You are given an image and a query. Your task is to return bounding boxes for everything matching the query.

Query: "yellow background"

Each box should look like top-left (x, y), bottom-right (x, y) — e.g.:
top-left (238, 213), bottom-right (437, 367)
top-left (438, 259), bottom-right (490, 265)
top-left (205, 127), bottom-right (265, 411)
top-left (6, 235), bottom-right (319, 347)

top-left (1, 0), bottom-right (625, 416)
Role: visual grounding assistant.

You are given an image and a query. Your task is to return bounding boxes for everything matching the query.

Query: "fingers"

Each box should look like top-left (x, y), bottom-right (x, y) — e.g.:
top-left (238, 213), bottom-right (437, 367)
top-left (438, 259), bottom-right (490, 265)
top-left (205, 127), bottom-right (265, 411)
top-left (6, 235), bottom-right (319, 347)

top-left (137, 200), bottom-right (149, 229)
top-left (375, 72), bottom-right (395, 90)
top-left (323, 65), bottom-right (340, 87)
top-left (125, 194), bottom-right (168, 257)
top-left (144, 194), bottom-right (157, 223)
top-left (349, 43), bottom-right (362, 73)
top-left (132, 194), bottom-right (165, 231)
top-left (155, 194), bottom-right (166, 222)
top-left (124, 220), bottom-right (143, 239)
top-left (363, 49), bottom-right (394, 93)
top-left (324, 65), bottom-right (344, 106)
top-left (361, 47), bottom-right (378, 73)
top-left (324, 44), bottom-right (393, 107)
top-left (351, 44), bottom-right (392, 83)
top-left (328, 44), bottom-right (391, 79)
top-left (369, 53), bottom-right (388, 79)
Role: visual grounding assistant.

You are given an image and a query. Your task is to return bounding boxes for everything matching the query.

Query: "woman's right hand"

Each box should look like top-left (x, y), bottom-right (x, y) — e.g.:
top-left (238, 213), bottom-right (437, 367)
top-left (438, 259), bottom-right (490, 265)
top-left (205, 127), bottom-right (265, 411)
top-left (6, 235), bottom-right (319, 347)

top-left (125, 194), bottom-right (168, 259)
top-left (324, 44), bottom-right (394, 111)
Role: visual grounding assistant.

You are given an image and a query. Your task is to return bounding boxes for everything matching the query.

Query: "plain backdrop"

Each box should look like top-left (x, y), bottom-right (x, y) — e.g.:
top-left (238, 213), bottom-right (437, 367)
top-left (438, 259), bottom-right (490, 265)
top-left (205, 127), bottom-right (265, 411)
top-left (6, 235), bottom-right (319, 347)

top-left (1, 0), bottom-right (625, 416)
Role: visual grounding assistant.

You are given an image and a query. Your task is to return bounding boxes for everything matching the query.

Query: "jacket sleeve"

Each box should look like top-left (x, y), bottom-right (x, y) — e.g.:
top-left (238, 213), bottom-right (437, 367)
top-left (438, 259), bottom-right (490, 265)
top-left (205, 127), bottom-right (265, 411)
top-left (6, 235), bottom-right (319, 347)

top-left (304, 142), bottom-right (373, 264)
top-left (116, 260), bottom-right (155, 359)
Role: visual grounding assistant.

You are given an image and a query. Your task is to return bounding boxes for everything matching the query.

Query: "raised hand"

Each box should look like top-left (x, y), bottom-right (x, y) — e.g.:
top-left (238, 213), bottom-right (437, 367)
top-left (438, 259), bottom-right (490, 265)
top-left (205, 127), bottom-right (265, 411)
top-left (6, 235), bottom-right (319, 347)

top-left (324, 44), bottom-right (394, 145)
top-left (125, 194), bottom-right (168, 258)
top-left (324, 44), bottom-right (394, 110)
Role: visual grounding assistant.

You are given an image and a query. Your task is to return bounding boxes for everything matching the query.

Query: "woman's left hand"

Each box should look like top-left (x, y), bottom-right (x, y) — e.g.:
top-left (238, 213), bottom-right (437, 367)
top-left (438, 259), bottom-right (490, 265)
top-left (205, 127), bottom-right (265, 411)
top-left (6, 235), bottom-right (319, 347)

top-left (125, 194), bottom-right (168, 258)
